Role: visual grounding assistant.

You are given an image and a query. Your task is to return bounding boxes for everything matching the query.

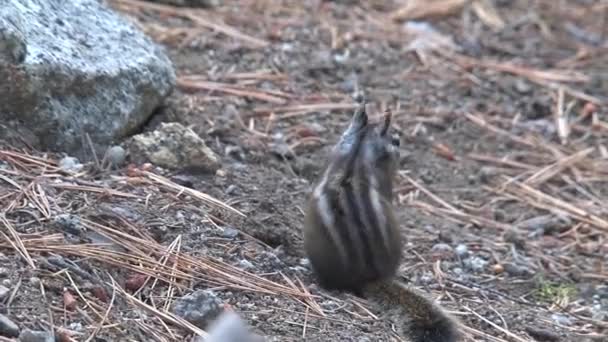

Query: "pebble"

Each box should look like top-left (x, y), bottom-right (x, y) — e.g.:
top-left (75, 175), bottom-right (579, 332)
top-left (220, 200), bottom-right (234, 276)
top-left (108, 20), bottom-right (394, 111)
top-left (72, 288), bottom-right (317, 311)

top-left (58, 156), bottom-right (83, 173)
top-left (105, 145), bottom-right (126, 167)
top-left (19, 329), bottom-right (55, 342)
top-left (0, 268), bottom-right (9, 277)
top-left (53, 214), bottom-right (83, 236)
top-left (0, 313), bottom-right (19, 338)
top-left (29, 277), bottom-right (41, 287)
top-left (172, 290), bottom-right (223, 329)
top-left (0, 285), bottom-right (9, 300)
top-left (221, 227), bottom-right (239, 239)
top-left (463, 256), bottom-right (488, 273)
top-left (502, 263), bottom-right (531, 277)
top-left (431, 243), bottom-right (453, 259)
top-left (550, 313), bottom-right (572, 326)
top-left (514, 79), bottom-right (532, 94)
top-left (225, 145), bottom-right (245, 161)
top-left (455, 244), bottom-right (469, 258)
top-left (238, 259), bottom-right (254, 270)
top-left (225, 184), bottom-right (239, 195)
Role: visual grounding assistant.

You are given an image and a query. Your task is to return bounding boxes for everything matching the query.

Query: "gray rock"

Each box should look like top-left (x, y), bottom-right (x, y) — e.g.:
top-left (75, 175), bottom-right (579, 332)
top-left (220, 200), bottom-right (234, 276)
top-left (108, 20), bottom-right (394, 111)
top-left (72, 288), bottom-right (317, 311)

top-left (172, 290), bottom-right (223, 329)
top-left (463, 256), bottom-right (488, 273)
top-left (238, 259), bottom-right (254, 270)
top-left (53, 214), bottom-right (83, 236)
top-left (0, 313), bottom-right (19, 338)
top-left (18, 329), bottom-right (54, 342)
top-left (0, 285), bottom-right (9, 300)
top-left (58, 156), bottom-right (83, 173)
top-left (148, 0), bottom-right (219, 7)
top-left (502, 262), bottom-right (532, 277)
top-left (28, 277), bottom-right (40, 287)
top-left (0, 5), bottom-right (26, 64)
top-left (550, 313), bottom-right (572, 326)
top-left (128, 122), bottom-right (221, 172)
top-left (104, 145), bottom-right (126, 168)
top-left (0, 0), bottom-right (175, 158)
top-left (431, 243), bottom-right (453, 259)
top-left (221, 227), bottom-right (239, 239)
top-left (454, 244), bottom-right (469, 258)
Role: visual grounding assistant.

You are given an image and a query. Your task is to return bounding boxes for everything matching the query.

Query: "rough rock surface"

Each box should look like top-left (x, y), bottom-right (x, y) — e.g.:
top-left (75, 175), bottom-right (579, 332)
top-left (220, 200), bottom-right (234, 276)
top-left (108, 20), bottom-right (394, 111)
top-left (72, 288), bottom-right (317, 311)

top-left (0, 0), bottom-right (175, 158)
top-left (128, 122), bottom-right (221, 172)
top-left (172, 290), bottom-right (223, 329)
top-left (18, 329), bottom-right (55, 342)
top-left (146, 0), bottom-right (219, 7)
top-left (0, 314), bottom-right (19, 338)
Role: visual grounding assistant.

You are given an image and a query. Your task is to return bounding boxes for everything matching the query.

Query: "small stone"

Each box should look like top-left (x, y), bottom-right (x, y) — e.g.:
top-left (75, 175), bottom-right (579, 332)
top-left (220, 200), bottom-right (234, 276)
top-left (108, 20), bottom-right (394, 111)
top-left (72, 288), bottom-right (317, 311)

top-left (463, 256), bottom-right (488, 273)
top-left (514, 79), bottom-right (532, 94)
top-left (225, 145), bottom-right (244, 161)
top-left (238, 259), bottom-right (254, 270)
top-left (492, 264), bottom-right (504, 274)
top-left (455, 244), bottom-right (469, 258)
top-left (29, 277), bottom-right (41, 287)
top-left (221, 227), bottom-right (239, 239)
top-left (172, 290), bottom-right (223, 329)
top-left (0, 313), bottom-right (19, 337)
top-left (225, 185), bottom-right (239, 195)
top-left (502, 263), bottom-right (531, 277)
top-left (105, 145), bottom-right (126, 167)
top-left (18, 329), bottom-right (55, 342)
top-left (58, 156), bottom-right (83, 173)
top-left (419, 273), bottom-right (434, 285)
top-left (431, 243), bottom-right (453, 260)
top-left (0, 285), bottom-right (9, 300)
top-left (53, 214), bottom-right (82, 236)
top-left (524, 326), bottom-right (560, 342)
top-left (423, 224), bottom-right (436, 233)
top-left (0, 268), bottom-right (9, 277)
top-left (128, 123), bottom-right (221, 173)
top-left (550, 313), bottom-right (572, 326)
top-left (478, 166), bottom-right (499, 182)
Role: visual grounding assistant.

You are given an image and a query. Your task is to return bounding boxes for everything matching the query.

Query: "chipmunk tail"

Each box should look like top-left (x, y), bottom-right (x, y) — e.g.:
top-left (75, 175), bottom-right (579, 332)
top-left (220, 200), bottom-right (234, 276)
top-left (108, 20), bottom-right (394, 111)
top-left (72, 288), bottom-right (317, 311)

top-left (363, 280), bottom-right (461, 342)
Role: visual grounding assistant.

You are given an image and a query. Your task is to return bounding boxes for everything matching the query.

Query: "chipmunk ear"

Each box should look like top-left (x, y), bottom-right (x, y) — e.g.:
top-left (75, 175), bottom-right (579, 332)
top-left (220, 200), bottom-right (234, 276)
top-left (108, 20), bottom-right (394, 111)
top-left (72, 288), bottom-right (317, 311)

top-left (378, 109), bottom-right (391, 136)
top-left (347, 101), bottom-right (368, 133)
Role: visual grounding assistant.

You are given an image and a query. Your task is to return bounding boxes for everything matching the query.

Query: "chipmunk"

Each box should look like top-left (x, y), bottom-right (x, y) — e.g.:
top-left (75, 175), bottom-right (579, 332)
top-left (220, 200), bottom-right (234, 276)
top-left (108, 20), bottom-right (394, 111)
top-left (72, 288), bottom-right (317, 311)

top-left (303, 100), bottom-right (460, 342)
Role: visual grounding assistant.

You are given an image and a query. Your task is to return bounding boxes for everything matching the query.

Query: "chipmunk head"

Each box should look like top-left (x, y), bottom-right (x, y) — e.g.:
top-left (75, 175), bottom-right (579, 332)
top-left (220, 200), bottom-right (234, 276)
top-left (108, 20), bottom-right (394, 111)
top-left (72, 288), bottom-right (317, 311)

top-left (330, 102), bottom-right (400, 194)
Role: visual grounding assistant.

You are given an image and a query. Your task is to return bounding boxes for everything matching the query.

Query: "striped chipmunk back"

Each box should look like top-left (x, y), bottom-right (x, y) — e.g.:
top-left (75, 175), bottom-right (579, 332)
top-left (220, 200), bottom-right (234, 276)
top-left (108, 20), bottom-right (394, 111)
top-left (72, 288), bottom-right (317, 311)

top-left (303, 101), bottom-right (402, 293)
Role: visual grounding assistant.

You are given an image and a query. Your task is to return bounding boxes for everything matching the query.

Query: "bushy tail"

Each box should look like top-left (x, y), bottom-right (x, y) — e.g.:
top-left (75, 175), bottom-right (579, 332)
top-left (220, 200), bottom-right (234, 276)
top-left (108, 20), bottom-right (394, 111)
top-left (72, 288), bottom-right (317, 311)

top-left (364, 281), bottom-right (461, 342)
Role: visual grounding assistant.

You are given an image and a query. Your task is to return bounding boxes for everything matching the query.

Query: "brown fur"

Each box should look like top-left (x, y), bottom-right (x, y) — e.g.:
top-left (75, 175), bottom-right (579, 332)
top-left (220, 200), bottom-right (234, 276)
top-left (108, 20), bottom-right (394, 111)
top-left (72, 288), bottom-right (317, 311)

top-left (303, 102), bottom-right (460, 342)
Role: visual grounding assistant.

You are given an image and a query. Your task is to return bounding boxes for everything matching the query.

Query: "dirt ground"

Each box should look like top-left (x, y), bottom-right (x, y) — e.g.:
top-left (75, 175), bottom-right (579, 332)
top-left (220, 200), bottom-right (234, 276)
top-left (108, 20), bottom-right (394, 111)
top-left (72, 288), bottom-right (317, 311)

top-left (1, 0), bottom-right (608, 341)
